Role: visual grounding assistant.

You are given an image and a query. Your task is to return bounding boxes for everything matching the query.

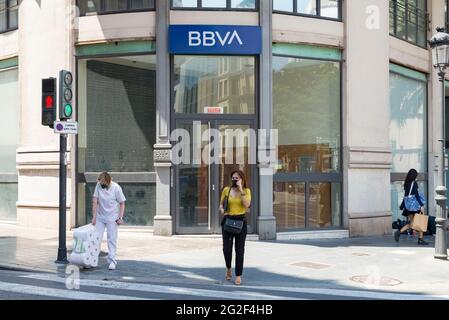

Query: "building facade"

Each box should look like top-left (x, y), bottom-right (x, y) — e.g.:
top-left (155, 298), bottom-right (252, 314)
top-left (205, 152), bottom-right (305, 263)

top-left (0, 0), bottom-right (448, 239)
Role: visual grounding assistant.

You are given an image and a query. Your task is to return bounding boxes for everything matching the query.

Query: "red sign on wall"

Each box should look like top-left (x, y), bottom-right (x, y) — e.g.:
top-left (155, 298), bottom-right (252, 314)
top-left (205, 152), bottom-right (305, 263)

top-left (204, 106), bottom-right (223, 114)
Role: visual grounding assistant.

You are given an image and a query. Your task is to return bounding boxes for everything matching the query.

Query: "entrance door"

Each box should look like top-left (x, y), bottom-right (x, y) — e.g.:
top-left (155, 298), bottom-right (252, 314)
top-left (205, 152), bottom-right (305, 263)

top-left (173, 119), bottom-right (256, 234)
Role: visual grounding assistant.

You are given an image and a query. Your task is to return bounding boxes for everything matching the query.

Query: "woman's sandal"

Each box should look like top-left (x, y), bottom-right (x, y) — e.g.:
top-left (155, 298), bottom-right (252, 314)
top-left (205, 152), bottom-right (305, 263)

top-left (225, 268), bottom-right (232, 281)
top-left (235, 276), bottom-right (242, 285)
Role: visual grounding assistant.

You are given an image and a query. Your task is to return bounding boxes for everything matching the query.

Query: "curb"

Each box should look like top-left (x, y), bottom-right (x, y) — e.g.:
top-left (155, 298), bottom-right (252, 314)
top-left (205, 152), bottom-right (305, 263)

top-left (0, 263), bottom-right (60, 274)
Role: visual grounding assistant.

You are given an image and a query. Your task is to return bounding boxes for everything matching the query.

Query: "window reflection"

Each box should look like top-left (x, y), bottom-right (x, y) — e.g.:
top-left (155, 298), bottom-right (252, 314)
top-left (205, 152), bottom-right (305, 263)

top-left (273, 56), bottom-right (341, 173)
top-left (77, 55), bottom-right (157, 226)
top-left (273, 0), bottom-right (340, 19)
top-left (85, 183), bottom-right (156, 226)
top-left (389, 72), bottom-right (427, 173)
top-left (174, 56), bottom-right (255, 114)
top-left (273, 182), bottom-right (306, 230)
top-left (390, 0), bottom-right (427, 47)
top-left (172, 0), bottom-right (256, 8)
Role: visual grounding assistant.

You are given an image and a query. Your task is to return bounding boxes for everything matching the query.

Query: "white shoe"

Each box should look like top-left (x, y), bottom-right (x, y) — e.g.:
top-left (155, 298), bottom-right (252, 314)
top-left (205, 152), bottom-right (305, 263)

top-left (108, 261), bottom-right (116, 270)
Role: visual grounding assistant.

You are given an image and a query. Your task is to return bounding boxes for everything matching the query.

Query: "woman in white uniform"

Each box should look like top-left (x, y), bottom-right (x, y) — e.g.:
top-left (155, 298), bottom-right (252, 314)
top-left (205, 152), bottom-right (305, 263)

top-left (92, 172), bottom-right (126, 270)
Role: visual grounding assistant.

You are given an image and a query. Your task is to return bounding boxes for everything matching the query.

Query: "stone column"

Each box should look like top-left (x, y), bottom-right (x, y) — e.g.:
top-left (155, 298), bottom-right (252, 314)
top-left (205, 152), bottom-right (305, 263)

top-left (153, 0), bottom-right (173, 236)
top-left (257, 0), bottom-right (276, 240)
top-left (344, 0), bottom-right (392, 236)
top-left (17, 0), bottom-right (74, 230)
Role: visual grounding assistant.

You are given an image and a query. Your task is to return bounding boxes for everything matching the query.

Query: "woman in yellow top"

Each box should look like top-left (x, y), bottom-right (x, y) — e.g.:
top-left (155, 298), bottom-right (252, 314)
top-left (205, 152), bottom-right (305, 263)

top-left (219, 170), bottom-right (251, 285)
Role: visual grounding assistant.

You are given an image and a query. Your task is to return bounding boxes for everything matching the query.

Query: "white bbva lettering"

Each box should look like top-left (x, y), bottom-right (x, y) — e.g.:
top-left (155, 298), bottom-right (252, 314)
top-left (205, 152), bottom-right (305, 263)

top-left (203, 31), bottom-right (216, 46)
top-left (216, 31), bottom-right (231, 46)
top-left (188, 31), bottom-right (201, 46)
top-left (229, 30), bottom-right (243, 45)
top-left (188, 30), bottom-right (244, 47)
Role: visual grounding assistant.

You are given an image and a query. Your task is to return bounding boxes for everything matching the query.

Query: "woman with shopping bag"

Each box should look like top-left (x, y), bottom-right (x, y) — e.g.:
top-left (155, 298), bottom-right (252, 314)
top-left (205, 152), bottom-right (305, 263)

top-left (394, 168), bottom-right (428, 245)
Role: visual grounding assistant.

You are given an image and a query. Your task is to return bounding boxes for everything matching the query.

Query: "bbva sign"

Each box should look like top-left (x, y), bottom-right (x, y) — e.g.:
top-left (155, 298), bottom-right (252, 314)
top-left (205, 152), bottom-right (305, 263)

top-left (169, 25), bottom-right (261, 55)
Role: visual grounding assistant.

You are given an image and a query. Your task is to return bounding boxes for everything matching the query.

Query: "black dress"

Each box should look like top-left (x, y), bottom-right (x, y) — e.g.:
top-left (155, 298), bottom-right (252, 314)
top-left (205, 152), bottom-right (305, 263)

top-left (401, 181), bottom-right (424, 217)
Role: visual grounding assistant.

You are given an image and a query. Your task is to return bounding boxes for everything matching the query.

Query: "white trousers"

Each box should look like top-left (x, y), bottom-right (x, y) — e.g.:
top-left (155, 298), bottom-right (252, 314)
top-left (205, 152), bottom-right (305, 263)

top-left (95, 219), bottom-right (118, 264)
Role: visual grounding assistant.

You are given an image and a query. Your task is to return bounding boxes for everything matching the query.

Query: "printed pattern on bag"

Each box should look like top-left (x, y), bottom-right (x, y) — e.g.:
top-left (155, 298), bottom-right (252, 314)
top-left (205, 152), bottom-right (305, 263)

top-left (403, 181), bottom-right (426, 211)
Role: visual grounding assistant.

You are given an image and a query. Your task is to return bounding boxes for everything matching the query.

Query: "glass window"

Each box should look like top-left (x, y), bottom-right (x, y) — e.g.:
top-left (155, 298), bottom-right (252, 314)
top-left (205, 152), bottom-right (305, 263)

top-left (173, 0), bottom-right (198, 7)
top-left (446, 0), bottom-right (449, 31)
top-left (130, 0), bottom-right (154, 9)
top-left (0, 68), bottom-right (19, 173)
top-left (390, 69), bottom-right (427, 223)
top-left (84, 183), bottom-right (156, 226)
top-left (202, 0), bottom-right (227, 8)
top-left (320, 0), bottom-right (339, 18)
top-left (273, 182), bottom-right (341, 231)
top-left (0, 67), bottom-right (18, 220)
top-left (0, 12), bottom-right (5, 33)
top-left (273, 0), bottom-right (293, 12)
top-left (274, 182), bottom-right (306, 230)
top-left (389, 72), bottom-right (427, 173)
top-left (390, 0), bottom-right (427, 47)
top-left (77, 55), bottom-right (157, 226)
top-left (104, 0), bottom-right (128, 11)
top-left (173, 56), bottom-right (255, 114)
top-left (0, 0), bottom-right (18, 32)
top-left (297, 0), bottom-right (316, 15)
top-left (8, 0), bottom-right (17, 29)
top-left (0, 184), bottom-right (17, 221)
top-left (273, 0), bottom-right (341, 20)
top-left (273, 56), bottom-right (341, 173)
top-left (231, 0), bottom-right (256, 9)
top-left (78, 0), bottom-right (101, 14)
top-left (79, 56), bottom-right (156, 172)
top-left (308, 182), bottom-right (341, 228)
top-left (273, 54), bottom-right (342, 231)
top-left (172, 0), bottom-right (257, 9)
top-left (78, 0), bottom-right (155, 16)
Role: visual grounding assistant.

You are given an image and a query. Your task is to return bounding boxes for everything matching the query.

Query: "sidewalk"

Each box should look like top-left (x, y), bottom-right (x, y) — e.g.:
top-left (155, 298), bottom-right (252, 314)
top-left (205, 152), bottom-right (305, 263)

top-left (1, 222), bottom-right (449, 298)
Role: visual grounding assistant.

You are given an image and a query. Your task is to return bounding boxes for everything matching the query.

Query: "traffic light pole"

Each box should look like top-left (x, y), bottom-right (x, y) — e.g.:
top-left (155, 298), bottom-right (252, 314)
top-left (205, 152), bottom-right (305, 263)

top-left (55, 133), bottom-right (69, 264)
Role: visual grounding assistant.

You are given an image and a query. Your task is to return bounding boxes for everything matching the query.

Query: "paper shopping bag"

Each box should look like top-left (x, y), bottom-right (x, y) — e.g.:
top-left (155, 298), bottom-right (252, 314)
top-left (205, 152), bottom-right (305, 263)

top-left (411, 213), bottom-right (428, 233)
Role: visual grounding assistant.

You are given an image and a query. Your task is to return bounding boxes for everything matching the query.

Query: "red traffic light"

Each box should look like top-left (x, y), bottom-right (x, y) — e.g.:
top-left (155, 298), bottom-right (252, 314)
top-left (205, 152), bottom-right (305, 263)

top-left (45, 95), bottom-right (54, 108)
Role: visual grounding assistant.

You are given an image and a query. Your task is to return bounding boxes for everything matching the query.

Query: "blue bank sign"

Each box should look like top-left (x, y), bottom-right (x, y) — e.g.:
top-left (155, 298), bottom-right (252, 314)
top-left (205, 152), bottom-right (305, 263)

top-left (169, 25), bottom-right (262, 55)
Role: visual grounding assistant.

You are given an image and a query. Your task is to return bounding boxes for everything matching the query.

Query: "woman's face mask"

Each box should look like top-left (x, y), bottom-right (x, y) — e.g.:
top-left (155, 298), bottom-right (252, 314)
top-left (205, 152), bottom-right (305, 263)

top-left (100, 183), bottom-right (108, 189)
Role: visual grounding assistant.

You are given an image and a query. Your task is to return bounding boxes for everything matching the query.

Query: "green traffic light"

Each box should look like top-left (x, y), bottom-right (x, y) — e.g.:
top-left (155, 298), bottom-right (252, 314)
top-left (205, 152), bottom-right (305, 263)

top-left (64, 104), bottom-right (73, 117)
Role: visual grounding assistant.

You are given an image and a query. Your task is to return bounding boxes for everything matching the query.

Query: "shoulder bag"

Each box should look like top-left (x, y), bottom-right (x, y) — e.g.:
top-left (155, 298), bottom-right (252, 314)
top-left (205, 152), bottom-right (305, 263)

top-left (403, 181), bottom-right (425, 212)
top-left (222, 187), bottom-right (244, 235)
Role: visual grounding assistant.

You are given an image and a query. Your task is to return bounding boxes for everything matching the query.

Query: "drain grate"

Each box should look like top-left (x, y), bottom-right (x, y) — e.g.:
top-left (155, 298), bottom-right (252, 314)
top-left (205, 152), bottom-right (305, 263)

top-left (350, 275), bottom-right (402, 286)
top-left (291, 262), bottom-right (332, 269)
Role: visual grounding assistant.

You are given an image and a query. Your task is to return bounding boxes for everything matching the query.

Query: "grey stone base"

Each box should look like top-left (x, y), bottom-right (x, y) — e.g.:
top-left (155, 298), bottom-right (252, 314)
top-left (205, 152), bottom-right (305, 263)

top-left (153, 216), bottom-right (173, 236)
top-left (257, 216), bottom-right (277, 240)
top-left (348, 214), bottom-right (391, 237)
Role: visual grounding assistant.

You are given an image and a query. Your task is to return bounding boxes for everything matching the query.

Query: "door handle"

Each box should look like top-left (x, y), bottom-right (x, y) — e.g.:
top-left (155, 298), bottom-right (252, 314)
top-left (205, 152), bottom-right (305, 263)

top-left (208, 121), bottom-right (211, 231)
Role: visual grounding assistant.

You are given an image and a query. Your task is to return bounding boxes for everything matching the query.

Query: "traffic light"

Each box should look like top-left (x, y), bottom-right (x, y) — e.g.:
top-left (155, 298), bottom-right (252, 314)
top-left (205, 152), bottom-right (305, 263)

top-left (59, 70), bottom-right (73, 120)
top-left (42, 77), bottom-right (57, 128)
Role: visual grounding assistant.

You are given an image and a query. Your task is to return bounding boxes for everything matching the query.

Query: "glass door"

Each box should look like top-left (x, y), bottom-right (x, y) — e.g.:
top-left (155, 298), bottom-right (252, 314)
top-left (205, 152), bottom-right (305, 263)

top-left (174, 119), bottom-right (256, 234)
top-left (174, 120), bottom-right (212, 234)
top-left (215, 121), bottom-right (256, 234)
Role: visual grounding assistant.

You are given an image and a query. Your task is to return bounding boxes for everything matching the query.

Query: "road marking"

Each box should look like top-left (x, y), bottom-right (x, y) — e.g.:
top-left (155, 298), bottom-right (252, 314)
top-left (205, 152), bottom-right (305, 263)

top-left (0, 281), bottom-right (149, 300)
top-left (239, 285), bottom-right (449, 300)
top-left (391, 250), bottom-right (416, 255)
top-left (166, 269), bottom-right (217, 282)
top-left (21, 273), bottom-right (301, 300)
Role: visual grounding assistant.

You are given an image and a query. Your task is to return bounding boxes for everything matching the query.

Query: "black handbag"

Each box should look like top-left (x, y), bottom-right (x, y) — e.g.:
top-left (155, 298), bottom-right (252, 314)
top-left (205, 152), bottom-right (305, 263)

top-left (223, 218), bottom-right (244, 234)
